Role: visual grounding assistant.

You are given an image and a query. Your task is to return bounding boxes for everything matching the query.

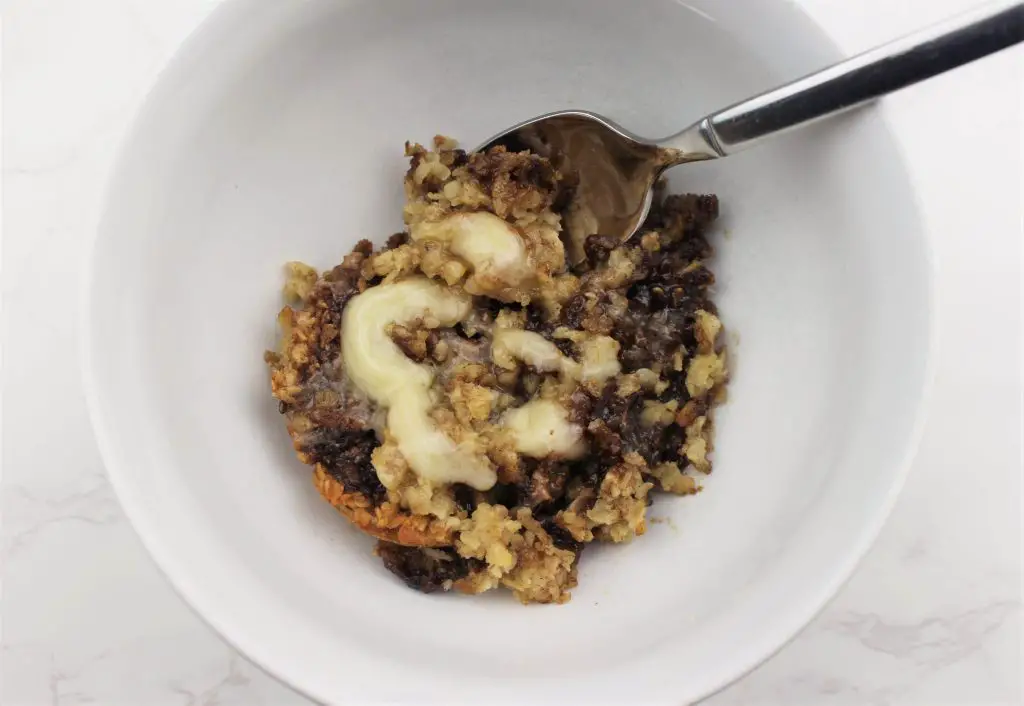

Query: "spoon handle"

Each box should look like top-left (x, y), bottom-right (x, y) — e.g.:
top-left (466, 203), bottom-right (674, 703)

top-left (663, 0), bottom-right (1023, 158)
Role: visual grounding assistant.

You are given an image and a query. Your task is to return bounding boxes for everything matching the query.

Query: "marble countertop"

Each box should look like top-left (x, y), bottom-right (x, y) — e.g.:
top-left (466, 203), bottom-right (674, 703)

top-left (3, 0), bottom-right (1020, 704)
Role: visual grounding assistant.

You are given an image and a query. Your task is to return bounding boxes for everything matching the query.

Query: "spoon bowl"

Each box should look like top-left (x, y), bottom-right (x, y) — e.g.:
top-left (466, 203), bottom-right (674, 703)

top-left (478, 110), bottom-right (708, 264)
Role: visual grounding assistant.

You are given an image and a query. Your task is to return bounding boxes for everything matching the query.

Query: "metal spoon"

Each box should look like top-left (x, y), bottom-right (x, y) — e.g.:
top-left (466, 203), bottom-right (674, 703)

top-left (478, 0), bottom-right (1023, 264)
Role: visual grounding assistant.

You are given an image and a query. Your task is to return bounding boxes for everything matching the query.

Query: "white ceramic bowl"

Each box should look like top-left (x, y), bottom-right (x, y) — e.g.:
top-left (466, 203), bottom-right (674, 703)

top-left (83, 1), bottom-right (934, 703)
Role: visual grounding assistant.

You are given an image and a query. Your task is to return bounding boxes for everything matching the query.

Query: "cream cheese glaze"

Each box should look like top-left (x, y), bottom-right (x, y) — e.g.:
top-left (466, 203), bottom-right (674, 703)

top-left (341, 278), bottom-right (608, 487)
top-left (341, 276), bottom-right (497, 490)
top-left (502, 399), bottom-right (587, 459)
top-left (410, 212), bottom-right (532, 299)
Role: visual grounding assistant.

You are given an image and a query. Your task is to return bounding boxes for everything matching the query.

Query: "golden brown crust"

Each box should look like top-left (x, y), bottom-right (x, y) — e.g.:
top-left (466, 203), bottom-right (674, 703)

top-left (313, 466), bottom-right (454, 547)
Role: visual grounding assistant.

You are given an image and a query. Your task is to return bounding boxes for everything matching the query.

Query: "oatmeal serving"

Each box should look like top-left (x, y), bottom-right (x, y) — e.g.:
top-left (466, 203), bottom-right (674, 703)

top-left (265, 136), bottom-right (728, 604)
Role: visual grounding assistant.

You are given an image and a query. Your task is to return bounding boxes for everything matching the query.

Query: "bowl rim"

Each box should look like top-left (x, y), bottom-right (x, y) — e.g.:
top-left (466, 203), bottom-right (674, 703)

top-left (80, 0), bottom-right (938, 702)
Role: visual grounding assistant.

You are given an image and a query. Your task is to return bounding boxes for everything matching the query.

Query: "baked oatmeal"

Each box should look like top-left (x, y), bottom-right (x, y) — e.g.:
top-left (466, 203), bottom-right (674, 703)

top-left (265, 136), bottom-right (728, 604)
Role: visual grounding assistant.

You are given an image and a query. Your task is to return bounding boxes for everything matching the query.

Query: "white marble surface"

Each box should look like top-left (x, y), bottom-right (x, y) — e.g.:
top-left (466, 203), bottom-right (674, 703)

top-left (2, 0), bottom-right (1020, 704)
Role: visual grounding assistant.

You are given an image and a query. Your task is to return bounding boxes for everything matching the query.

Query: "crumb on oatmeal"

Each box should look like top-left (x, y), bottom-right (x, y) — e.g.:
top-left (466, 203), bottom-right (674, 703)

top-left (266, 136), bottom-right (729, 604)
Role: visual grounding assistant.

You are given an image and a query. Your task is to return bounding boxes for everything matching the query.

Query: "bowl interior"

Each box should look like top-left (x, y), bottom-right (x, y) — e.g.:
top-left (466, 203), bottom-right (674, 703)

top-left (85, 0), bottom-right (932, 703)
